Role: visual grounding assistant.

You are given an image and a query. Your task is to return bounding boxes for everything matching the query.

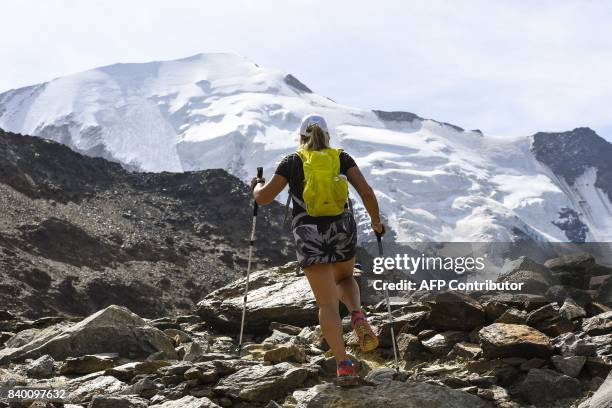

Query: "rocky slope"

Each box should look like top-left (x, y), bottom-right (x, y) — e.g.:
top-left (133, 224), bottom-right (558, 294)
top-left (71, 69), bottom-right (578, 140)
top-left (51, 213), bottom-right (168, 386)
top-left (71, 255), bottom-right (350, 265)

top-left (0, 253), bottom-right (610, 407)
top-left (0, 128), bottom-right (294, 319)
top-left (2, 53), bottom-right (612, 242)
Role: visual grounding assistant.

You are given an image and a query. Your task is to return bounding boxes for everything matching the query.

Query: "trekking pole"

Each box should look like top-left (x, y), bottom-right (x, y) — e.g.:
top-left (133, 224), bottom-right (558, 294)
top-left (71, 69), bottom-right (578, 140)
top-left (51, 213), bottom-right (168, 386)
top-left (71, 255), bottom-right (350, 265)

top-left (237, 167), bottom-right (263, 355)
top-left (377, 230), bottom-right (399, 372)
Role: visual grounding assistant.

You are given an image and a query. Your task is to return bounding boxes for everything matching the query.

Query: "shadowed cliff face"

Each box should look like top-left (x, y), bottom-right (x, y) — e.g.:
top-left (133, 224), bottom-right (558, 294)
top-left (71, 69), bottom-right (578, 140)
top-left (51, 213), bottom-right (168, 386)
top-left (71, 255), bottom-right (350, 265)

top-left (0, 129), bottom-right (294, 318)
top-left (532, 127), bottom-right (612, 202)
top-left (532, 127), bottom-right (612, 242)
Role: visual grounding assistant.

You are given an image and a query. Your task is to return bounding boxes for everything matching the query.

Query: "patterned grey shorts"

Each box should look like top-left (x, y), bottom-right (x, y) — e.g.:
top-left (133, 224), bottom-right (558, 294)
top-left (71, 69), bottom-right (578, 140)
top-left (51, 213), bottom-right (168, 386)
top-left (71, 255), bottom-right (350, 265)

top-left (292, 211), bottom-right (357, 269)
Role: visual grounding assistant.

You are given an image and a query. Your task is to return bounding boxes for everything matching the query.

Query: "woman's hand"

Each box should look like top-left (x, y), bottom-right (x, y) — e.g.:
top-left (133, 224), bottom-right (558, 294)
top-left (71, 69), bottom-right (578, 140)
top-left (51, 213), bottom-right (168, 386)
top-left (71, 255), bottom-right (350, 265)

top-left (372, 222), bottom-right (385, 236)
top-left (250, 176), bottom-right (265, 191)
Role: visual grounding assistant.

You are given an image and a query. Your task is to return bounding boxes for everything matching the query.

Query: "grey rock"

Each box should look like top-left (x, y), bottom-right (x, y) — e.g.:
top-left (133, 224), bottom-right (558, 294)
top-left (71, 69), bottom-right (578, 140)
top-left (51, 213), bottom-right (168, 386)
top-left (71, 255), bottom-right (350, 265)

top-left (89, 395), bottom-right (149, 408)
top-left (60, 354), bottom-right (117, 375)
top-left (495, 308), bottom-right (528, 325)
top-left (5, 328), bottom-right (43, 348)
top-left (421, 331), bottom-right (468, 355)
top-left (118, 377), bottom-right (160, 399)
top-left (197, 262), bottom-right (318, 333)
top-left (544, 253), bottom-right (595, 272)
top-left (551, 355), bottom-right (586, 377)
top-left (269, 322), bottom-right (303, 335)
top-left (396, 333), bottom-right (427, 361)
top-left (291, 380), bottom-right (492, 407)
top-left (183, 341), bottom-right (205, 362)
top-left (0, 305), bottom-right (177, 364)
top-left (560, 298), bottom-right (587, 320)
top-left (519, 368), bottom-right (581, 405)
top-left (263, 344), bottom-right (306, 363)
top-left (526, 303), bottom-right (559, 325)
top-left (427, 291), bottom-right (485, 331)
top-left (553, 332), bottom-right (596, 357)
top-left (582, 311), bottom-right (612, 335)
top-left (478, 323), bottom-right (553, 359)
top-left (163, 329), bottom-right (192, 344)
top-left (105, 360), bottom-right (171, 382)
top-left (498, 257), bottom-right (553, 295)
top-left (214, 362), bottom-right (310, 402)
top-left (586, 369), bottom-right (612, 408)
top-left (149, 395), bottom-right (221, 407)
top-left (26, 354), bottom-right (54, 378)
top-left (450, 342), bottom-right (482, 359)
top-left (67, 375), bottom-right (127, 404)
top-left (263, 329), bottom-right (293, 345)
top-left (0, 331), bottom-right (14, 346)
top-left (364, 367), bottom-right (396, 385)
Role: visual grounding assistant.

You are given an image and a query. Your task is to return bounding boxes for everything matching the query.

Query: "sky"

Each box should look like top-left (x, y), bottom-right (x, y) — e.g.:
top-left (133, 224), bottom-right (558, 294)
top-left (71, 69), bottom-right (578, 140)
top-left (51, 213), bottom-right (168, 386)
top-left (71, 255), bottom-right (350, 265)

top-left (1, 0), bottom-right (612, 141)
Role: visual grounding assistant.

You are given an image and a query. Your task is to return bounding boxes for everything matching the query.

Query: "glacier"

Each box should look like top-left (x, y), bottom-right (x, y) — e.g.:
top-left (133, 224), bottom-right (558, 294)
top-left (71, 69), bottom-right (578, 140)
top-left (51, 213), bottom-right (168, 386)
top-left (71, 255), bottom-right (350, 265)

top-left (1, 52), bottom-right (610, 243)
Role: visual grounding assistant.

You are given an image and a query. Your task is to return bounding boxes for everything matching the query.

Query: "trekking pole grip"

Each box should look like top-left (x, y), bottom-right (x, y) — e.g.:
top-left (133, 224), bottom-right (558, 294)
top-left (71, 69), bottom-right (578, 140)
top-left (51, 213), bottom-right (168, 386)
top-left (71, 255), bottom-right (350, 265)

top-left (253, 167), bottom-right (263, 216)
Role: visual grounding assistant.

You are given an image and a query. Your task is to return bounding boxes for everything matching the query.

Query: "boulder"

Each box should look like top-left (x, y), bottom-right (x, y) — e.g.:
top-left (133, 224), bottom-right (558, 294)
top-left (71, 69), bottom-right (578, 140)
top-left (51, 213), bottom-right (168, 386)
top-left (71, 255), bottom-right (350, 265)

top-left (214, 362), bottom-right (311, 402)
top-left (582, 311), bottom-right (612, 335)
top-left (495, 308), bottom-right (528, 325)
top-left (26, 354), bottom-right (54, 378)
top-left (396, 333), bottom-right (427, 361)
top-left (105, 360), bottom-right (171, 382)
top-left (290, 380), bottom-right (492, 407)
top-left (60, 354), bottom-right (117, 375)
top-left (263, 344), bottom-right (306, 363)
top-left (421, 331), bottom-right (469, 355)
top-left (478, 324), bottom-right (553, 359)
top-left (369, 312), bottom-right (431, 348)
top-left (526, 303), bottom-right (558, 325)
top-left (89, 396), bottom-right (150, 408)
top-left (0, 367), bottom-right (27, 387)
top-left (597, 275), bottom-right (612, 305)
top-left (66, 375), bottom-right (127, 404)
top-left (560, 298), bottom-right (587, 320)
top-left (269, 322), bottom-right (303, 335)
top-left (476, 293), bottom-right (548, 312)
top-left (552, 333), bottom-right (596, 357)
top-left (519, 368), bottom-right (581, 405)
top-left (364, 367), bottom-right (396, 385)
top-left (183, 341), bottom-right (205, 362)
top-left (149, 395), bottom-right (221, 408)
top-left (197, 262), bottom-right (318, 333)
top-left (551, 355), bottom-right (586, 377)
top-left (396, 311), bottom-right (430, 335)
top-left (0, 305), bottom-right (177, 364)
top-left (263, 329), bottom-right (293, 345)
top-left (118, 377), bottom-right (161, 399)
top-left (585, 369), bottom-right (612, 408)
top-left (498, 257), bottom-right (553, 295)
top-left (545, 253), bottom-right (595, 272)
top-left (427, 291), bottom-right (485, 331)
top-left (450, 342), bottom-right (482, 359)
top-left (0, 331), bottom-right (13, 345)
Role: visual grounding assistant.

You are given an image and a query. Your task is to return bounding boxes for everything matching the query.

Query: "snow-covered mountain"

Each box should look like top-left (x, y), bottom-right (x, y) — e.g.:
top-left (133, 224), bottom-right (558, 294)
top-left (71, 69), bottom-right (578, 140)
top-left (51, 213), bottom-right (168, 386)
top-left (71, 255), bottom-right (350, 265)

top-left (1, 52), bottom-right (610, 242)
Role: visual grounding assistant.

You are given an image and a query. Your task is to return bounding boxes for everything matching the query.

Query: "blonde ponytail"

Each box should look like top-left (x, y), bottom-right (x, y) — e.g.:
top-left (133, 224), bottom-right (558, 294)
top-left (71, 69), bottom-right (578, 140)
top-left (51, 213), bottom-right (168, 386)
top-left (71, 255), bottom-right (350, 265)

top-left (300, 124), bottom-right (330, 151)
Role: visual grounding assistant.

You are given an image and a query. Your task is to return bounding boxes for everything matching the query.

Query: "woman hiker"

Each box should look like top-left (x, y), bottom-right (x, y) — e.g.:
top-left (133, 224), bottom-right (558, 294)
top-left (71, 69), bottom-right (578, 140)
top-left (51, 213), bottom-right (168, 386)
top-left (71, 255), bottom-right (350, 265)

top-left (251, 113), bottom-right (385, 386)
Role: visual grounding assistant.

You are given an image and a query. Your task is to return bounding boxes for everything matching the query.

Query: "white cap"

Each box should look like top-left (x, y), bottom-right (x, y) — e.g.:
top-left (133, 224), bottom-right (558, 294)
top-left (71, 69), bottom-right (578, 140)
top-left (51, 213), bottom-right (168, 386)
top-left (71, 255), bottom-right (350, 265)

top-left (299, 114), bottom-right (329, 136)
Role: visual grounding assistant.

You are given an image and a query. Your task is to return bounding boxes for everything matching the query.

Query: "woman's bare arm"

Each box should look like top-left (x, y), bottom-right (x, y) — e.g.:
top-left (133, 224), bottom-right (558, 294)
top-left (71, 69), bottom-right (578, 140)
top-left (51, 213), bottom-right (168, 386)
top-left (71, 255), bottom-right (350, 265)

top-left (346, 166), bottom-right (383, 231)
top-left (252, 174), bottom-right (288, 205)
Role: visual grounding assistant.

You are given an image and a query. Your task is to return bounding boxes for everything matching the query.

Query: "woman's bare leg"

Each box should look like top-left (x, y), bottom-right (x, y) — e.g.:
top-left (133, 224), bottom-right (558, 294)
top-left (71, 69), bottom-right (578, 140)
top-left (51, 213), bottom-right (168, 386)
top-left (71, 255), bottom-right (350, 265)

top-left (334, 257), bottom-right (361, 312)
top-left (304, 263), bottom-right (349, 363)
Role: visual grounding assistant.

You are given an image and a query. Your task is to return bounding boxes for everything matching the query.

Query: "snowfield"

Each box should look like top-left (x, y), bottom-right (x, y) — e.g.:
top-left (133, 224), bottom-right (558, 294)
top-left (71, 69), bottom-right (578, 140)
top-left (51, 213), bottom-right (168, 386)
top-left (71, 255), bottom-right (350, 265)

top-left (1, 52), bottom-right (610, 243)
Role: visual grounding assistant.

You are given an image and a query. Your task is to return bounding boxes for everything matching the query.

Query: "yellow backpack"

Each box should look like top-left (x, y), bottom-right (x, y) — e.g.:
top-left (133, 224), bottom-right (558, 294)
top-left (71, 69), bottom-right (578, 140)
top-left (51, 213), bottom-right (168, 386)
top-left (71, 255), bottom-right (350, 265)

top-left (296, 148), bottom-right (349, 217)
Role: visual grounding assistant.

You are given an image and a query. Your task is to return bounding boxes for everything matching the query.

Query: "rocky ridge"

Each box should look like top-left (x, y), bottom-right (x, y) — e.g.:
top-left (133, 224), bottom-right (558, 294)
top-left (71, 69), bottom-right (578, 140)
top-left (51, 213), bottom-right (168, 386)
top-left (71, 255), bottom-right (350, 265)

top-left (0, 129), bottom-right (294, 319)
top-left (0, 254), bottom-right (611, 407)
